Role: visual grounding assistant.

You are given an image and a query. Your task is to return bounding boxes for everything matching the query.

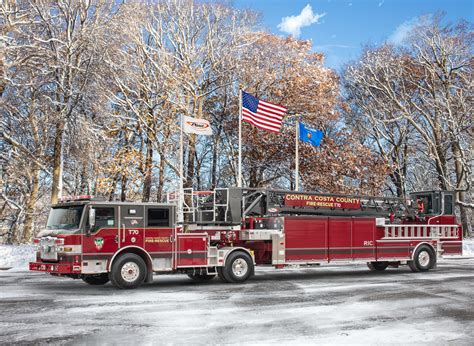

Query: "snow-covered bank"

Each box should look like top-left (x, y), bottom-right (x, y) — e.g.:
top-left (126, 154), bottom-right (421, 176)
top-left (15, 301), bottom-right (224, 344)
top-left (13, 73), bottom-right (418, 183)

top-left (464, 239), bottom-right (474, 256)
top-left (0, 245), bottom-right (35, 271)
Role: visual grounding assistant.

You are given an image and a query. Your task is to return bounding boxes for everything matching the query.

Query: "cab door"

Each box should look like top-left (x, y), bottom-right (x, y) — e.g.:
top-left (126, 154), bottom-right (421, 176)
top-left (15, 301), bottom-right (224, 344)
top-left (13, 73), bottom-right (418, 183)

top-left (143, 206), bottom-right (175, 271)
top-left (120, 205), bottom-right (145, 248)
top-left (82, 205), bottom-right (119, 263)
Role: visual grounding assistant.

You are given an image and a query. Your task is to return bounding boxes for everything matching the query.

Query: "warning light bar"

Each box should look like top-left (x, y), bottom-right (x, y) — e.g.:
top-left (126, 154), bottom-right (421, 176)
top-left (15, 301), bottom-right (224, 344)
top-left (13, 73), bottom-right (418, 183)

top-left (58, 195), bottom-right (94, 203)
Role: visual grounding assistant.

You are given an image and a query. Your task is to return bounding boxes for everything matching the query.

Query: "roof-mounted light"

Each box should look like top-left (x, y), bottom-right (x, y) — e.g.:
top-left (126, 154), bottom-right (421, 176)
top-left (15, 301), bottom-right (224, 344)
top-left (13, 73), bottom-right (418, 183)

top-left (58, 195), bottom-right (94, 203)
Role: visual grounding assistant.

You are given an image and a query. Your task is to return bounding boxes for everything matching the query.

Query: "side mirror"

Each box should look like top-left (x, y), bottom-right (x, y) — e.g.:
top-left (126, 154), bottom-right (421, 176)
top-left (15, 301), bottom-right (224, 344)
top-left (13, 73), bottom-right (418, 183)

top-left (88, 207), bottom-right (96, 235)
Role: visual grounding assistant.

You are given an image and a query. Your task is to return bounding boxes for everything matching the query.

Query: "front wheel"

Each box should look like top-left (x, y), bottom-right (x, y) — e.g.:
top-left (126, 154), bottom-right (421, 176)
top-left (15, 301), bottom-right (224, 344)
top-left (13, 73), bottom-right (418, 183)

top-left (109, 253), bottom-right (147, 289)
top-left (82, 273), bottom-right (109, 285)
top-left (222, 251), bottom-right (254, 283)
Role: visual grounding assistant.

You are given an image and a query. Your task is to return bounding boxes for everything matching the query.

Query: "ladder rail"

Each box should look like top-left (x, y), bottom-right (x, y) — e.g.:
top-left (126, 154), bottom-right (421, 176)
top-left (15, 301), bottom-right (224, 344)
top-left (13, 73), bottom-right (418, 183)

top-left (383, 224), bottom-right (459, 240)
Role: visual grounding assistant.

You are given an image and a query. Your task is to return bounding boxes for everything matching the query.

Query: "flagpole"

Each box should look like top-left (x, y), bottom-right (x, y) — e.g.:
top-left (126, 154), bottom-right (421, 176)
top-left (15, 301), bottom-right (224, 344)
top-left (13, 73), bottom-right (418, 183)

top-left (295, 119), bottom-right (299, 192)
top-left (238, 89), bottom-right (242, 188)
top-left (178, 113), bottom-right (184, 224)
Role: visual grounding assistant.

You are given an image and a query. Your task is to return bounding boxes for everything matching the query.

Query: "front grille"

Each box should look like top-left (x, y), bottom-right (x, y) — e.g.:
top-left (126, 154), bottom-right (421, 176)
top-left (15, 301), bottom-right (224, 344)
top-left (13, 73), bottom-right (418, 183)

top-left (39, 237), bottom-right (58, 261)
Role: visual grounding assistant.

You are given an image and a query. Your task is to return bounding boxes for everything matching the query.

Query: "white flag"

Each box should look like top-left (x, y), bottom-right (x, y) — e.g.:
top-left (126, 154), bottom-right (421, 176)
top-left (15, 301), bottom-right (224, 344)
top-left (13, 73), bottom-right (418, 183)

top-left (183, 116), bottom-right (213, 136)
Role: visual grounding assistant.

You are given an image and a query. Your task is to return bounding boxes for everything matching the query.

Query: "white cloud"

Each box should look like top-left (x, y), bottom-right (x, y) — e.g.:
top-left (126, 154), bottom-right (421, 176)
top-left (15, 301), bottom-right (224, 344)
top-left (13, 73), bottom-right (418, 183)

top-left (277, 4), bottom-right (326, 37)
top-left (378, 0), bottom-right (385, 7)
top-left (388, 15), bottom-right (432, 45)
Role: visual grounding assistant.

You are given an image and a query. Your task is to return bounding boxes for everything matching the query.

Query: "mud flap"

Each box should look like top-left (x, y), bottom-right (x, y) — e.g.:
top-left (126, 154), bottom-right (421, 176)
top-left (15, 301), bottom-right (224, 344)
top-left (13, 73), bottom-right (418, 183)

top-left (145, 271), bottom-right (154, 283)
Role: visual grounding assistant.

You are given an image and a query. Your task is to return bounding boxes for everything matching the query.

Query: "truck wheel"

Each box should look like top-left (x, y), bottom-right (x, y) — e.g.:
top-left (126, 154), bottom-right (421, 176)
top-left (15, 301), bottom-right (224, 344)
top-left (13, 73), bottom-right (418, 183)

top-left (217, 267), bottom-right (231, 283)
top-left (407, 260), bottom-right (419, 272)
top-left (109, 253), bottom-right (147, 289)
top-left (367, 262), bottom-right (389, 271)
top-left (82, 274), bottom-right (109, 285)
top-left (223, 251), bottom-right (254, 283)
top-left (187, 273), bottom-right (216, 281)
top-left (412, 245), bottom-right (436, 272)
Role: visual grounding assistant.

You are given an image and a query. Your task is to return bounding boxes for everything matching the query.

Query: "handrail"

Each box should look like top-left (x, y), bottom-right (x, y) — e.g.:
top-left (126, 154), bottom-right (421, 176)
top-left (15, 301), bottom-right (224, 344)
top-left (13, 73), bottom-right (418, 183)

top-left (383, 224), bottom-right (459, 239)
top-left (167, 188), bottom-right (230, 224)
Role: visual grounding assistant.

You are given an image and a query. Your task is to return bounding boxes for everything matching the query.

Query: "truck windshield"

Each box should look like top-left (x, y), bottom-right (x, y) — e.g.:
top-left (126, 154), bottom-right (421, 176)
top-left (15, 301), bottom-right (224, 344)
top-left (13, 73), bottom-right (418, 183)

top-left (46, 205), bottom-right (84, 231)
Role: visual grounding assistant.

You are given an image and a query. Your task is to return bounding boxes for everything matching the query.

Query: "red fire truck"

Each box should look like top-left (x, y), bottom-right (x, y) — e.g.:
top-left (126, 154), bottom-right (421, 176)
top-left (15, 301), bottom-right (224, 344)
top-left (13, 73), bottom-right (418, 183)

top-left (29, 188), bottom-right (463, 289)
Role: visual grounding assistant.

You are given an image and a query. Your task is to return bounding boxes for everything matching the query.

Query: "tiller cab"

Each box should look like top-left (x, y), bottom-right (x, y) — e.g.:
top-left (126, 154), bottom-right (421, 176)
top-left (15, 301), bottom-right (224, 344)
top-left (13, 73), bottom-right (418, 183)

top-left (30, 188), bottom-right (463, 289)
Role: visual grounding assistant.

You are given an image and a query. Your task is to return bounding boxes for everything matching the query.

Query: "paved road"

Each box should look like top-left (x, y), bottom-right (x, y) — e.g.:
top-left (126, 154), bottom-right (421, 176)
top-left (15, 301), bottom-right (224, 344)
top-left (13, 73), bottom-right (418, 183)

top-left (1, 258), bottom-right (473, 345)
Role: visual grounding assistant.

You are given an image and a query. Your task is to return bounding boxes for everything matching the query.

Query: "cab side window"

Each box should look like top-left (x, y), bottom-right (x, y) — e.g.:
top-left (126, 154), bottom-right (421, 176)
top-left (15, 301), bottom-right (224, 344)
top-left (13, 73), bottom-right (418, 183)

top-left (147, 208), bottom-right (169, 227)
top-left (94, 207), bottom-right (115, 229)
top-left (444, 195), bottom-right (453, 215)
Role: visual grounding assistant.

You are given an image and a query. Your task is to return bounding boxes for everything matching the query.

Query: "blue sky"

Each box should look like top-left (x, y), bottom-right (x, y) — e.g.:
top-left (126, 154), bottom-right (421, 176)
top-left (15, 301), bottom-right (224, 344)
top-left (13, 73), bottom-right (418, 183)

top-left (234, 0), bottom-right (473, 71)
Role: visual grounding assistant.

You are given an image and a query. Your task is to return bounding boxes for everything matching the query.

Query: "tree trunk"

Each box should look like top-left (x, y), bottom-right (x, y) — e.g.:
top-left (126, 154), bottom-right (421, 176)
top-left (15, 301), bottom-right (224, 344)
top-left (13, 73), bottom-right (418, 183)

top-left (249, 166), bottom-right (257, 187)
top-left (184, 134), bottom-right (197, 188)
top-left (80, 165), bottom-right (88, 194)
top-left (142, 120), bottom-right (154, 202)
top-left (195, 151), bottom-right (202, 190)
top-left (51, 120), bottom-right (65, 204)
top-left (121, 174), bottom-right (127, 202)
top-left (452, 140), bottom-right (471, 236)
top-left (108, 174), bottom-right (119, 201)
top-left (156, 154), bottom-right (165, 202)
top-left (22, 166), bottom-right (40, 242)
top-left (432, 121), bottom-right (448, 190)
top-left (211, 137), bottom-right (219, 189)
top-left (156, 125), bottom-right (171, 202)
top-left (211, 124), bottom-right (223, 189)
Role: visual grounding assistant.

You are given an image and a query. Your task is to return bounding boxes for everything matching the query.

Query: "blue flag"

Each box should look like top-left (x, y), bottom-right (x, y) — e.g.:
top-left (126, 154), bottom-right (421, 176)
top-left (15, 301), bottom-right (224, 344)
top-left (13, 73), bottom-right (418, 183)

top-left (299, 122), bottom-right (323, 147)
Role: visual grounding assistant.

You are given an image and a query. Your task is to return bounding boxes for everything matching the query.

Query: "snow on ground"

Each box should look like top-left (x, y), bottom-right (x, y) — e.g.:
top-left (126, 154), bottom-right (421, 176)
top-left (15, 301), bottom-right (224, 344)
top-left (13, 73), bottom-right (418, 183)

top-left (0, 239), bottom-right (472, 343)
top-left (463, 239), bottom-right (474, 256)
top-left (0, 245), bottom-right (35, 271)
top-left (0, 258), bottom-right (473, 344)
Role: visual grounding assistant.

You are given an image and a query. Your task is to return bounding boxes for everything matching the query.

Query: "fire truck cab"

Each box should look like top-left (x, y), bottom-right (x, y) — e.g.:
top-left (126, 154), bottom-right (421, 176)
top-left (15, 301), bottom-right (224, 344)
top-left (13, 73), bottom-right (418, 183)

top-left (30, 189), bottom-right (463, 289)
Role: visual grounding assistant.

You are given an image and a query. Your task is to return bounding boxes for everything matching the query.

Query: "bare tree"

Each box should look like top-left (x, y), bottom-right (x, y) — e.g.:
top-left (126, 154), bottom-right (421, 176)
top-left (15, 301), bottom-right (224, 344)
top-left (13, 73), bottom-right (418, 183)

top-left (343, 16), bottom-right (473, 233)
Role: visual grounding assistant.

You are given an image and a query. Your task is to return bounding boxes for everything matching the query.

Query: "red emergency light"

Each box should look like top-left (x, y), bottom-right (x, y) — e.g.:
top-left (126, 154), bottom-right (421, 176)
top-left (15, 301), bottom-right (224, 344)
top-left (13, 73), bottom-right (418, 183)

top-left (58, 195), bottom-right (94, 203)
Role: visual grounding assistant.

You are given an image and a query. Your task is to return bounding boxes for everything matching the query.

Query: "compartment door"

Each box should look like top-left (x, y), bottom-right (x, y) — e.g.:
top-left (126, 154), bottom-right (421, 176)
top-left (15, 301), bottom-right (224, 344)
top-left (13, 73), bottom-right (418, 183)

top-left (328, 218), bottom-right (352, 261)
top-left (351, 219), bottom-right (376, 260)
top-left (284, 217), bottom-right (328, 262)
top-left (176, 233), bottom-right (208, 267)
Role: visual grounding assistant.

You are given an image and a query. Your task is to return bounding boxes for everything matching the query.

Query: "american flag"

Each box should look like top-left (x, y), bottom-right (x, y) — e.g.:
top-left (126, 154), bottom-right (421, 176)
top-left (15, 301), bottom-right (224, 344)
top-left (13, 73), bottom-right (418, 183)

top-left (241, 91), bottom-right (287, 133)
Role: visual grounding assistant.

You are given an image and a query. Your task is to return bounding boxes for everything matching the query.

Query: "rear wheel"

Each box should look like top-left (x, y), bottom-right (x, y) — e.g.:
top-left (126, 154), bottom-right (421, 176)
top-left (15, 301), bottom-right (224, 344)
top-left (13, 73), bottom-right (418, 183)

top-left (109, 253), bottom-right (147, 289)
top-left (410, 245), bottom-right (436, 272)
top-left (222, 251), bottom-right (254, 283)
top-left (82, 273), bottom-right (109, 285)
top-left (407, 260), bottom-right (419, 272)
top-left (367, 262), bottom-right (389, 271)
top-left (217, 267), bottom-right (231, 283)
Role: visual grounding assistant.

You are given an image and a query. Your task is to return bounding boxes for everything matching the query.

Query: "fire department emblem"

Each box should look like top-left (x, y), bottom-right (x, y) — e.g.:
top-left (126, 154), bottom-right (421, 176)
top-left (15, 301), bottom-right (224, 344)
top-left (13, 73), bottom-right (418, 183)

top-left (94, 237), bottom-right (104, 250)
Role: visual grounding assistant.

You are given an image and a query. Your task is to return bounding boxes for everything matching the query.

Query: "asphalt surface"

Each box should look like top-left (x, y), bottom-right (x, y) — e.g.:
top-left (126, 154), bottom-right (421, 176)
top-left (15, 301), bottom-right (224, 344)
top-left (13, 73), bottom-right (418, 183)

top-left (1, 258), bottom-right (473, 345)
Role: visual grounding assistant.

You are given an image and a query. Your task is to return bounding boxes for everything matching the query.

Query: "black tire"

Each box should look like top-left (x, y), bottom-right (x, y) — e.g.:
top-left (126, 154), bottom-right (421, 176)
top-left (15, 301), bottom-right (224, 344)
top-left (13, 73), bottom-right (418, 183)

top-left (407, 260), bottom-right (419, 272)
top-left (411, 245), bottom-right (436, 272)
top-left (222, 251), bottom-right (254, 283)
top-left (367, 262), bottom-right (389, 271)
top-left (187, 273), bottom-right (216, 281)
top-left (109, 253), bottom-right (147, 289)
top-left (82, 274), bottom-right (109, 285)
top-left (217, 267), bottom-right (231, 283)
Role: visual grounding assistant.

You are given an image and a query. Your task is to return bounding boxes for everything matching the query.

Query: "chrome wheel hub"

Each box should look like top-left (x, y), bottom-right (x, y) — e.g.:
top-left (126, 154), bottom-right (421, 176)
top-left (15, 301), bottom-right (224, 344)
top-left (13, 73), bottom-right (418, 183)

top-left (418, 250), bottom-right (430, 267)
top-left (121, 262), bottom-right (140, 282)
top-left (231, 258), bottom-right (248, 277)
